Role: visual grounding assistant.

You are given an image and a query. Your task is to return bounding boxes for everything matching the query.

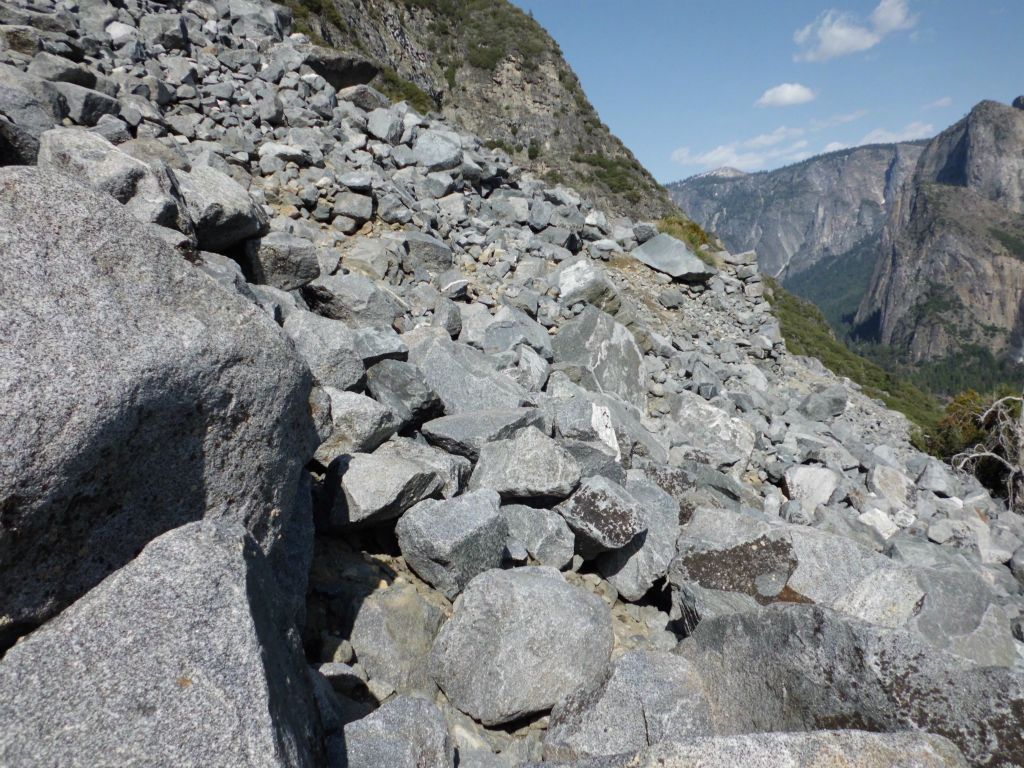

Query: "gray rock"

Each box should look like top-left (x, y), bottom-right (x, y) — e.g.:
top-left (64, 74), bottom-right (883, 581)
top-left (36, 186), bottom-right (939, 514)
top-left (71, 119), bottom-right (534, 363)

top-left (484, 306), bottom-right (553, 360)
top-left (407, 335), bottom-right (527, 415)
top-left (421, 408), bottom-right (547, 460)
top-left (350, 581), bottom-right (445, 695)
top-left (544, 650), bottom-right (712, 761)
top-left (595, 473), bottom-right (680, 601)
top-left (303, 273), bottom-right (403, 328)
top-left (52, 81), bottom-right (119, 126)
top-left (365, 359), bottom-right (443, 427)
top-left (0, 64), bottom-right (66, 163)
top-left (552, 306), bottom-right (646, 410)
top-left (397, 489), bottom-right (508, 599)
top-left (352, 326), bottom-right (408, 366)
top-left (620, 731), bottom-right (969, 768)
top-left (0, 521), bottom-right (320, 767)
top-left (631, 233), bottom-right (717, 282)
top-left (551, 256), bottom-right (620, 312)
top-left (374, 438), bottom-right (471, 500)
top-left (679, 604), bottom-right (1024, 768)
top-left (400, 230), bottom-right (454, 272)
top-left (0, 168), bottom-right (315, 632)
top-left (283, 310), bottom-right (365, 391)
top-left (341, 695), bottom-right (454, 768)
top-left (176, 164), bottom-right (269, 251)
top-left (243, 231), bottom-right (320, 290)
top-left (313, 388), bottom-right (397, 466)
top-left (501, 504), bottom-right (575, 569)
top-left (783, 465), bottom-right (840, 516)
top-left (37, 127), bottom-right (189, 231)
top-left (26, 51), bottom-right (97, 89)
top-left (470, 426), bottom-right (582, 501)
top-left (430, 567), bottom-right (613, 725)
top-left (556, 475), bottom-right (647, 558)
top-left (325, 450), bottom-right (443, 527)
top-left (366, 107), bottom-right (403, 144)
top-left (333, 191), bottom-right (373, 222)
top-left (667, 390), bottom-right (755, 470)
top-left (799, 384), bottom-right (849, 420)
top-left (414, 128), bottom-right (463, 171)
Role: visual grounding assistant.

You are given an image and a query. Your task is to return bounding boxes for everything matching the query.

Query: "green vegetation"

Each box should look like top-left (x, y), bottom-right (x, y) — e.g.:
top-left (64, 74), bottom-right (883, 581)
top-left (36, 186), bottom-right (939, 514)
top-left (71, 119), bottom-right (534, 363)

top-left (402, 0), bottom-right (548, 71)
top-left (527, 138), bottom-right (541, 160)
top-left (375, 67), bottom-right (435, 114)
top-left (571, 152), bottom-right (647, 203)
top-left (991, 227), bottom-right (1024, 260)
top-left (784, 239), bottom-right (878, 332)
top-left (656, 214), bottom-right (712, 256)
top-left (281, 0), bottom-right (348, 44)
top-left (484, 138), bottom-right (516, 155)
top-left (767, 278), bottom-right (945, 445)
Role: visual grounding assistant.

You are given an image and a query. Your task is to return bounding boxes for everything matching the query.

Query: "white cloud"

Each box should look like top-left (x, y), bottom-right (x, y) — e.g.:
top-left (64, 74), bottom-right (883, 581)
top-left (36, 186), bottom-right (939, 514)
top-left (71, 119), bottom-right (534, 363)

top-left (923, 96), bottom-right (953, 109)
top-left (794, 0), bottom-right (918, 62)
top-left (756, 83), bottom-right (816, 108)
top-left (810, 109), bottom-right (868, 130)
top-left (671, 130), bottom-right (812, 172)
top-left (824, 141), bottom-right (848, 152)
top-left (859, 121), bottom-right (933, 144)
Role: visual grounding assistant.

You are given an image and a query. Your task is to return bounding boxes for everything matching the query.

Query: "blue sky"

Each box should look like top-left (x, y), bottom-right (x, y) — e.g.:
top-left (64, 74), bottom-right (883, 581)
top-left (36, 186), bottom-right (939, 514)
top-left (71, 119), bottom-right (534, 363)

top-left (511, 0), bottom-right (1024, 182)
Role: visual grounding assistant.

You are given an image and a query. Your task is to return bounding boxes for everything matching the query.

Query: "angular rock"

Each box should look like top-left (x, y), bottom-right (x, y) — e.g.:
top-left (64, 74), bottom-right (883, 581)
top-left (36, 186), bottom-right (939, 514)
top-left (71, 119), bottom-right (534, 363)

top-left (783, 465), bottom-right (840, 516)
top-left (799, 384), bottom-right (848, 421)
top-left (421, 408), bottom-right (547, 460)
top-left (350, 581), bottom-right (445, 695)
top-left (313, 389), bottom-right (397, 466)
top-left (176, 165), bottom-right (269, 251)
top-left (430, 567), bottom-right (613, 726)
top-left (680, 604), bottom-right (1024, 768)
top-left (242, 230), bottom-right (320, 290)
top-left (325, 450), bottom-right (443, 527)
top-left (413, 128), bottom-right (463, 171)
top-left (397, 489), bottom-right (508, 599)
top-left (556, 475), bottom-right (647, 558)
top-left (0, 168), bottom-right (314, 633)
top-left (0, 521), bottom-right (320, 767)
top-left (283, 310), bottom-right (365, 391)
top-left (544, 650), bottom-right (712, 761)
top-left (374, 438), bottom-right (470, 500)
top-left (552, 306), bottom-right (645, 410)
top-left (37, 127), bottom-right (189, 231)
top-left (623, 732), bottom-right (969, 768)
top-left (631, 233), bottom-right (717, 282)
top-left (470, 426), bottom-right (582, 501)
top-left (501, 504), bottom-right (575, 569)
top-left (551, 256), bottom-right (620, 312)
top-left (341, 695), bottom-right (453, 768)
top-left (668, 390), bottom-right (756, 470)
top-left (365, 359), bottom-right (442, 428)
top-left (0, 64), bottom-right (65, 163)
top-left (408, 335), bottom-right (527, 415)
top-left (52, 81), bottom-right (119, 126)
top-left (303, 273), bottom-right (403, 328)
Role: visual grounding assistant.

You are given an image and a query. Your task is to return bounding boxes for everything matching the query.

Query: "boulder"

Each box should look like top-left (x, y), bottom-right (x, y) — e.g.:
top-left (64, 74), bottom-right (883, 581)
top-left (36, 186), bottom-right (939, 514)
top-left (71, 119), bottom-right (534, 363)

top-left (798, 384), bottom-right (848, 420)
top-left (667, 390), bottom-right (755, 470)
top-left (340, 696), bottom-right (454, 768)
top-left (176, 165), bottom-right (269, 251)
top-left (552, 306), bottom-right (645, 410)
top-left (375, 438), bottom-right (471, 500)
top-left (397, 489), bottom-right (508, 599)
top-left (544, 650), bottom-right (712, 761)
top-left (430, 567), bottom-right (613, 725)
top-left (313, 389), bottom-right (397, 465)
top-left (619, 732), bottom-right (969, 768)
top-left (365, 359), bottom-right (443, 428)
top-left (783, 465), bottom-right (840, 516)
top-left (421, 408), bottom-right (547, 460)
top-left (470, 426), bottom-right (582, 501)
top-left (555, 475), bottom-right (647, 558)
top-left (303, 273), bottom-right (403, 328)
top-left (413, 128), bottom-right (463, 171)
top-left (407, 335), bottom-right (527, 415)
top-left (52, 81), bottom-right (119, 125)
top-left (679, 604), bottom-right (1024, 768)
top-left (501, 504), bottom-right (575, 569)
top-left (350, 581), bottom-right (445, 695)
top-left (283, 310), bottom-right (365, 391)
top-left (631, 233), bottom-right (717, 282)
top-left (324, 450), bottom-right (443, 528)
top-left (242, 231), bottom-right (320, 290)
top-left (0, 63), bottom-right (66, 163)
top-left (0, 168), bottom-right (315, 634)
top-left (551, 256), bottom-right (620, 312)
top-left (37, 127), bottom-right (189, 232)
top-left (0, 521), bottom-right (321, 767)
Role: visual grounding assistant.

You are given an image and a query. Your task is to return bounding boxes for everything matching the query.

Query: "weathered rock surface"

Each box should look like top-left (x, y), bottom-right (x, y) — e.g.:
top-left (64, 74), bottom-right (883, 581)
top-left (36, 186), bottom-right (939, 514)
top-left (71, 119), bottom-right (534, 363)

top-left (631, 233), bottom-right (717, 282)
top-left (340, 695), bottom-right (453, 768)
top-left (0, 168), bottom-right (315, 633)
top-left (430, 567), bottom-right (613, 726)
top-left (0, 521), bottom-right (321, 767)
top-left (470, 426), bottom-right (582, 501)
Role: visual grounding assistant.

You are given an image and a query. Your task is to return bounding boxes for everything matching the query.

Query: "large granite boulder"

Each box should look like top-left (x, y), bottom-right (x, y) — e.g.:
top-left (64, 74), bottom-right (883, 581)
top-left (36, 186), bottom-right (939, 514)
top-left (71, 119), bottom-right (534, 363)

top-left (631, 233), bottom-right (717, 282)
top-left (552, 306), bottom-right (645, 410)
top-left (340, 695), bottom-right (453, 768)
top-left (175, 164), bottom-right (269, 251)
top-left (0, 168), bottom-right (316, 637)
top-left (0, 521), bottom-right (321, 767)
top-left (430, 567), bottom-right (613, 726)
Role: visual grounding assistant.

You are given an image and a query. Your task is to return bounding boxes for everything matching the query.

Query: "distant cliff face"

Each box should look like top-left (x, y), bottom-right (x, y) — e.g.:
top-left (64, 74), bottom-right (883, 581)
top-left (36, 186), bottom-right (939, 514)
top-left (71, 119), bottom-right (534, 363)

top-left (296, 0), bottom-right (678, 220)
top-left (855, 100), bottom-right (1024, 364)
top-left (667, 143), bottom-right (924, 280)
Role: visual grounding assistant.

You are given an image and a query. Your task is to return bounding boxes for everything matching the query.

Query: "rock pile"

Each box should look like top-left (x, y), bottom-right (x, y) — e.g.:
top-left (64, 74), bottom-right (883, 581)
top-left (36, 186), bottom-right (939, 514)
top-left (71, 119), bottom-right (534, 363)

top-left (0, 0), bottom-right (1022, 766)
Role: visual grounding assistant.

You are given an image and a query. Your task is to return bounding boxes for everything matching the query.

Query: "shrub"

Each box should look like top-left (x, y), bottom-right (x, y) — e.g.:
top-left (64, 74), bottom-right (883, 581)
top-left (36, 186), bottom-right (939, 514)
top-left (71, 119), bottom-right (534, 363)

top-left (527, 138), bottom-right (541, 160)
top-left (375, 67), bottom-right (435, 114)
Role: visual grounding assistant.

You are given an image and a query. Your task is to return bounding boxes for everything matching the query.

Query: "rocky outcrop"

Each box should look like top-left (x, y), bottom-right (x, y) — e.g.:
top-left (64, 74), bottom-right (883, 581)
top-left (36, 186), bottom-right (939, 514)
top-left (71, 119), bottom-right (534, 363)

top-left (854, 100), bottom-right (1024, 366)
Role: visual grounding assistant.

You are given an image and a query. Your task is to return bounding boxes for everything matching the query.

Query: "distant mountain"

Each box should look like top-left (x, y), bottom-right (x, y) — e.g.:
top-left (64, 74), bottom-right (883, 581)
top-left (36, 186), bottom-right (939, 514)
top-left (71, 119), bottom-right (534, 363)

top-left (854, 99), bottom-right (1024, 374)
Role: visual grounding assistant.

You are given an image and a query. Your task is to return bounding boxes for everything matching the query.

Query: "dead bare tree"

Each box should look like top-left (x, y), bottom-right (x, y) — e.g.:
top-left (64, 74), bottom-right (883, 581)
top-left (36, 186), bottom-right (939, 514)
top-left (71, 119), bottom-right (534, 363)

top-left (953, 392), bottom-right (1024, 512)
